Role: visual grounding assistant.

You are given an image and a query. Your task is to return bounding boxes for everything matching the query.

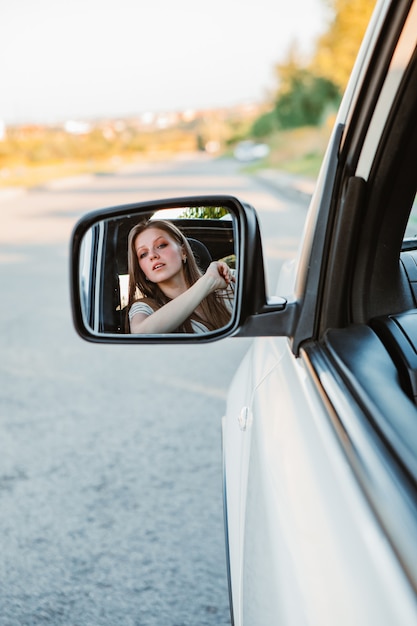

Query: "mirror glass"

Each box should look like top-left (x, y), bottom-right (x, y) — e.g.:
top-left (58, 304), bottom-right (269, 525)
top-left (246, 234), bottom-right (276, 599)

top-left (78, 205), bottom-right (237, 336)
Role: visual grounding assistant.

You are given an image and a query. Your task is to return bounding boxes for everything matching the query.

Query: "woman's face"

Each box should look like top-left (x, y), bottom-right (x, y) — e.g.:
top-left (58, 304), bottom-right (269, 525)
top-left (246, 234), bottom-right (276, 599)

top-left (134, 227), bottom-right (185, 286)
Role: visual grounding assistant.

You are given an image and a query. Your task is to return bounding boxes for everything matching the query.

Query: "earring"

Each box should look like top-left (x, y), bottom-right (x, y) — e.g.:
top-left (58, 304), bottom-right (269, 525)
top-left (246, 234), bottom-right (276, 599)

top-left (183, 257), bottom-right (187, 264)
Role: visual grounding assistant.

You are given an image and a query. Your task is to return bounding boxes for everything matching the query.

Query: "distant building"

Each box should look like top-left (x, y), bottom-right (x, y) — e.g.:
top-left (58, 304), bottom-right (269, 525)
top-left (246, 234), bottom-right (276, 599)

top-left (64, 120), bottom-right (92, 135)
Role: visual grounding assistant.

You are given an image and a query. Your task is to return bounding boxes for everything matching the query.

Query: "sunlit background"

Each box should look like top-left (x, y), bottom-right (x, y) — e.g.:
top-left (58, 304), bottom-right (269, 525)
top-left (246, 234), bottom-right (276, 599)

top-left (0, 3), bottom-right (383, 623)
top-left (1, 0), bottom-right (376, 187)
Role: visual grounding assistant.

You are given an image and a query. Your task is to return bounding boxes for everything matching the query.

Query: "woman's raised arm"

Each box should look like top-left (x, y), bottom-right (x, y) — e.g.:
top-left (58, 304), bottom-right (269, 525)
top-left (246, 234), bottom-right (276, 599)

top-left (129, 261), bottom-right (234, 334)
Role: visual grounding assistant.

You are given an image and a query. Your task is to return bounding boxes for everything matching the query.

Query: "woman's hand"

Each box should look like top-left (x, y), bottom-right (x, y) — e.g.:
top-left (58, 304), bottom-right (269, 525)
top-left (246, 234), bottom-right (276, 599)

top-left (203, 261), bottom-right (235, 292)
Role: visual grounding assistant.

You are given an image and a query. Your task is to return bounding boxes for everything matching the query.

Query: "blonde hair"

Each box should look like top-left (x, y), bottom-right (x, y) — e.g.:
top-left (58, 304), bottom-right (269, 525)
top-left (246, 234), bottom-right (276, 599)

top-left (127, 219), bottom-right (232, 332)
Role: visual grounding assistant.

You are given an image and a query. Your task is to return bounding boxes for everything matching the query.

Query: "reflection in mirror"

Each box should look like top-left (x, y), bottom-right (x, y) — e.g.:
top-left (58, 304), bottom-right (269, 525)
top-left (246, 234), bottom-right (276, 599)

top-left (78, 206), bottom-right (236, 336)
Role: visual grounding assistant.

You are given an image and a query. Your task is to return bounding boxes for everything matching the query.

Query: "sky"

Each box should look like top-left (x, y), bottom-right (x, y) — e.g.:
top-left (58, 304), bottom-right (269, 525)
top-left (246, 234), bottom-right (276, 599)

top-left (2, 0), bottom-right (329, 125)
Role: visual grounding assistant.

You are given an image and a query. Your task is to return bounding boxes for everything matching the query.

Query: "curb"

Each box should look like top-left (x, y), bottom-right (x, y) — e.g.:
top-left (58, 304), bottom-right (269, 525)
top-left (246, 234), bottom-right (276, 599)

top-left (254, 169), bottom-right (316, 202)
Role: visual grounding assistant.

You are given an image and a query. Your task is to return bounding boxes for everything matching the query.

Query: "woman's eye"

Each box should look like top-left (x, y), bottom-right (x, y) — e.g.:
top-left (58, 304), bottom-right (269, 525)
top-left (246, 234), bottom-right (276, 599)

top-left (157, 243), bottom-right (167, 249)
top-left (139, 251), bottom-right (147, 259)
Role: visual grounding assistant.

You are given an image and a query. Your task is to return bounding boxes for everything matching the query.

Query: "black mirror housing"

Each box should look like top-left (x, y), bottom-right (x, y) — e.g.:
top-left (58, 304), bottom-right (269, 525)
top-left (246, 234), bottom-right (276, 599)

top-left (70, 194), bottom-right (290, 343)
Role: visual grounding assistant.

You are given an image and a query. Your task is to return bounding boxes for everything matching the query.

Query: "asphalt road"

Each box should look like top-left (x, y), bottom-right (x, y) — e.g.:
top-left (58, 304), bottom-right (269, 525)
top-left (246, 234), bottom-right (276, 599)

top-left (0, 155), bottom-right (309, 626)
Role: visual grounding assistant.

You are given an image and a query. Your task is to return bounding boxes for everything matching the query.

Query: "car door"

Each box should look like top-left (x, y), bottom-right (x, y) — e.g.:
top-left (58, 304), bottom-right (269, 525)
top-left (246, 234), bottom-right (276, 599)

top-left (222, 1), bottom-right (417, 624)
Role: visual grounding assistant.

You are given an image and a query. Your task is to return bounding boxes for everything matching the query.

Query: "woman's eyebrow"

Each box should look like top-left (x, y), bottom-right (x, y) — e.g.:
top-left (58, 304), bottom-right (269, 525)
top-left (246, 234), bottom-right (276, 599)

top-left (136, 236), bottom-right (166, 252)
top-left (151, 236), bottom-right (167, 246)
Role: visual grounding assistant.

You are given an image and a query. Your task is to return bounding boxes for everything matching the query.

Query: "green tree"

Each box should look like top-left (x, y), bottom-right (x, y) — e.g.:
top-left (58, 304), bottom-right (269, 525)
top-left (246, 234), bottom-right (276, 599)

top-left (264, 1), bottom-right (375, 131)
top-left (179, 206), bottom-right (229, 219)
top-left (251, 110), bottom-right (277, 138)
top-left (274, 67), bottom-right (340, 129)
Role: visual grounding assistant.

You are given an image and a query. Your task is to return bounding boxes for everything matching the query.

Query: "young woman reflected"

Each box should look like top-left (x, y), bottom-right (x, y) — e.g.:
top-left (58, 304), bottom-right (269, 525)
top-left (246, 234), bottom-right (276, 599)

top-left (127, 220), bottom-right (234, 334)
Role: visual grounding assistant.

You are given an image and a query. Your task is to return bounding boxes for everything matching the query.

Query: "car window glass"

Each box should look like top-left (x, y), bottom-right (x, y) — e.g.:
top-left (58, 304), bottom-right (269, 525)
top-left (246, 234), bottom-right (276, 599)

top-left (404, 192), bottom-right (417, 239)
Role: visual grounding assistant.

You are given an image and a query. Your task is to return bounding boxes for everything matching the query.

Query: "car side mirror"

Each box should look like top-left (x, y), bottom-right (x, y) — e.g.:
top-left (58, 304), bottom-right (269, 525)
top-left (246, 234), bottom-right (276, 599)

top-left (70, 195), bottom-right (291, 343)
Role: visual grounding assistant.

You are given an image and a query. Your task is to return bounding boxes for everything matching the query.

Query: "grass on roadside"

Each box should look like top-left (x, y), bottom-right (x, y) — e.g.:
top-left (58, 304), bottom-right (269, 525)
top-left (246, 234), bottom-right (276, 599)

top-left (243, 125), bottom-right (333, 179)
top-left (0, 156), bottom-right (143, 189)
top-left (0, 124), bottom-right (333, 189)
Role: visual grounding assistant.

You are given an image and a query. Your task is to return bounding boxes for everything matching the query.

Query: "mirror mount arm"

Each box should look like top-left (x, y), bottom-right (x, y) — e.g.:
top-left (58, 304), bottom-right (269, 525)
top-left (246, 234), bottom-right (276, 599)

top-left (235, 200), bottom-right (298, 338)
top-left (235, 299), bottom-right (298, 337)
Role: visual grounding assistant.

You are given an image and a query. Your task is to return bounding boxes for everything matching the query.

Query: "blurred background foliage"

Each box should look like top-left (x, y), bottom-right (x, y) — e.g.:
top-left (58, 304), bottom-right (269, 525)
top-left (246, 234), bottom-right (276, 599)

top-left (253, 0), bottom-right (375, 134)
top-left (0, 0), bottom-right (376, 187)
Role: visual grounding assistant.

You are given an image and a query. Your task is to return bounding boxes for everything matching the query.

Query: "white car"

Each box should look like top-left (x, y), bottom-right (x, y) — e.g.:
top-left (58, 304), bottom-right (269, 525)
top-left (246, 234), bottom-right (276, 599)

top-left (233, 140), bottom-right (270, 162)
top-left (70, 1), bottom-right (417, 623)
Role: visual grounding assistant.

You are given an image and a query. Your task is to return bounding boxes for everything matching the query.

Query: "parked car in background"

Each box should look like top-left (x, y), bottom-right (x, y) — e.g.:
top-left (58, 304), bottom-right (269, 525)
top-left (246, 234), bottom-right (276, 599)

top-left (70, 1), bottom-right (417, 623)
top-left (233, 140), bottom-right (270, 162)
